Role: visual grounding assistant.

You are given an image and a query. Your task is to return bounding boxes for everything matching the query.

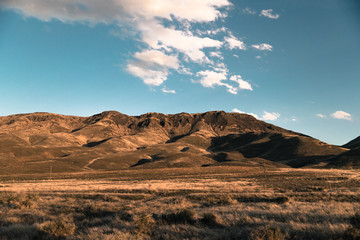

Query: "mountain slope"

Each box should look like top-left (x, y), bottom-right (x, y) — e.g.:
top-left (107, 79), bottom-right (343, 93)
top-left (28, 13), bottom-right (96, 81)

top-left (0, 111), bottom-right (351, 174)
top-left (325, 148), bottom-right (360, 169)
top-left (343, 136), bottom-right (360, 149)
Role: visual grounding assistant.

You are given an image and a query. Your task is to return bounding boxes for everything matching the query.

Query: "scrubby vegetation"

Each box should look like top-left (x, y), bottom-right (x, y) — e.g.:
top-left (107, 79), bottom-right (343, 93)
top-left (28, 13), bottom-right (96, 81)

top-left (0, 167), bottom-right (359, 239)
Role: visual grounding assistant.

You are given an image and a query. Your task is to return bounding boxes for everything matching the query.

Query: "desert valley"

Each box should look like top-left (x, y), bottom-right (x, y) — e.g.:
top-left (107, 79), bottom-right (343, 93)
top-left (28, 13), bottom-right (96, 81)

top-left (1, 0), bottom-right (359, 239)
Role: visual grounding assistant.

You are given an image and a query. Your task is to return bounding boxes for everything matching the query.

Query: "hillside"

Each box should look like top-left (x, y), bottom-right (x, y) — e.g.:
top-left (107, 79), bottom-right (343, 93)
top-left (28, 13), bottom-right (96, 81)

top-left (343, 136), bottom-right (360, 149)
top-left (0, 111), bottom-right (352, 175)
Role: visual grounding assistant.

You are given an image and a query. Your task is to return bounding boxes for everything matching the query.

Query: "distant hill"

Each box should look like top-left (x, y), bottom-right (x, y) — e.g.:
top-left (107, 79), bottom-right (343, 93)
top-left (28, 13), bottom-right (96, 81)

top-left (343, 136), bottom-right (360, 149)
top-left (0, 111), bottom-right (353, 175)
top-left (325, 148), bottom-right (360, 169)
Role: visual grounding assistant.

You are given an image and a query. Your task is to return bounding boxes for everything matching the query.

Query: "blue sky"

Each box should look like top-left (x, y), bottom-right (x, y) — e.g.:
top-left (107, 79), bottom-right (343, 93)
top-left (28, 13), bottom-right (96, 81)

top-left (0, 0), bottom-right (359, 145)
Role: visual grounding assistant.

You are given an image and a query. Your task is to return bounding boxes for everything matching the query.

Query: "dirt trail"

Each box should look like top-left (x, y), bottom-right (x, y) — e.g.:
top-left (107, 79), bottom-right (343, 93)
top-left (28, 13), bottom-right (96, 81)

top-left (83, 157), bottom-right (102, 170)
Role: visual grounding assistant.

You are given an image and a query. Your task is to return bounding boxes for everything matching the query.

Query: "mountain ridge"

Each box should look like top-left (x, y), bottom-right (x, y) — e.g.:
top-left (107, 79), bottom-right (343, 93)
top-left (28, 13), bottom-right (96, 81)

top-left (0, 110), bottom-right (355, 175)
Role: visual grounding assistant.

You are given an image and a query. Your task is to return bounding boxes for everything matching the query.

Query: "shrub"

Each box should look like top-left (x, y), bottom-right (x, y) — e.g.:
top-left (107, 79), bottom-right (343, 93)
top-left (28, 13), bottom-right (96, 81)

top-left (133, 213), bottom-right (155, 235)
top-left (161, 209), bottom-right (197, 225)
top-left (188, 194), bottom-right (236, 206)
top-left (237, 216), bottom-right (252, 226)
top-left (343, 227), bottom-right (360, 240)
top-left (342, 212), bottom-right (360, 240)
top-left (200, 212), bottom-right (218, 226)
top-left (77, 204), bottom-right (116, 219)
top-left (350, 212), bottom-right (360, 229)
top-left (0, 192), bottom-right (38, 209)
top-left (273, 196), bottom-right (290, 204)
top-left (119, 212), bottom-right (133, 221)
top-left (217, 195), bottom-right (237, 205)
top-left (41, 219), bottom-right (76, 237)
top-left (250, 226), bottom-right (287, 240)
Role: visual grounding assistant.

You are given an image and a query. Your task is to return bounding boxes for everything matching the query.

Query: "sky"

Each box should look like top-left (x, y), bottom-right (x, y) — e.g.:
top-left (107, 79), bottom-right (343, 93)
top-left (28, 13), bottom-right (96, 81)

top-left (0, 0), bottom-right (359, 145)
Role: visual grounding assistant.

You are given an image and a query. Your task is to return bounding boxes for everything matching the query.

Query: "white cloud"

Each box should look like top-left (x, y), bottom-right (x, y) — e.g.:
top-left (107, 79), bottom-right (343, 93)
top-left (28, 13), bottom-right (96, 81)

top-left (162, 87), bottom-right (176, 94)
top-left (291, 117), bottom-right (297, 122)
top-left (224, 34), bottom-right (246, 50)
top-left (243, 7), bottom-right (256, 15)
top-left (197, 70), bottom-right (252, 94)
top-left (261, 111), bottom-right (280, 121)
top-left (126, 63), bottom-right (168, 86)
top-left (0, 0), bottom-right (231, 23)
top-left (206, 26), bottom-right (228, 35)
top-left (138, 20), bottom-right (223, 63)
top-left (0, 0), bottom-right (259, 93)
top-left (252, 43), bottom-right (273, 51)
top-left (331, 111), bottom-right (352, 121)
top-left (229, 75), bottom-right (253, 91)
top-left (255, 56), bottom-right (261, 59)
top-left (179, 67), bottom-right (193, 75)
top-left (197, 70), bottom-right (227, 88)
top-left (134, 49), bottom-right (179, 69)
top-left (232, 108), bottom-right (259, 119)
top-left (0, 0), bottom-right (229, 67)
top-left (316, 114), bottom-right (327, 118)
top-left (232, 109), bottom-right (280, 121)
top-left (209, 51), bottom-right (224, 60)
top-left (126, 49), bottom-right (179, 86)
top-left (211, 62), bottom-right (228, 73)
top-left (260, 9), bottom-right (280, 19)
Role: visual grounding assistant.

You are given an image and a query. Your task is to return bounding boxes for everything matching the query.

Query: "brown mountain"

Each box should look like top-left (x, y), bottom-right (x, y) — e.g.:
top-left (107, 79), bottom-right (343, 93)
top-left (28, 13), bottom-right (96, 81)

top-left (0, 111), bottom-right (351, 175)
top-left (343, 136), bottom-right (360, 149)
top-left (325, 148), bottom-right (360, 169)
top-left (320, 136), bottom-right (360, 169)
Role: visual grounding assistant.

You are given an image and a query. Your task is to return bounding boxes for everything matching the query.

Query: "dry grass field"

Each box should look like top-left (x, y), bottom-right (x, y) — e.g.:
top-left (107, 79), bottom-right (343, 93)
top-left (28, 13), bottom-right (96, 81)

top-left (1, 166), bottom-right (360, 239)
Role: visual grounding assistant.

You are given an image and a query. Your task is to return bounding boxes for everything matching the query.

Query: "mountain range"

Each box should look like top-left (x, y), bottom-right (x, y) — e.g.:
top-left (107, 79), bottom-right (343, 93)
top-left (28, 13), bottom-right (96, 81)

top-left (0, 111), bottom-right (358, 175)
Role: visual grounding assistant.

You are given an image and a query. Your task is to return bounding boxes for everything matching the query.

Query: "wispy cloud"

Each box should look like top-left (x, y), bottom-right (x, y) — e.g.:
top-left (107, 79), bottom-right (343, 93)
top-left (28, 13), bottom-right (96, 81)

top-left (243, 7), bottom-right (256, 15)
top-left (262, 111), bottom-right (280, 121)
top-left (232, 108), bottom-right (259, 119)
top-left (162, 87), bottom-right (176, 94)
top-left (196, 71), bottom-right (252, 95)
top-left (252, 43), bottom-right (273, 51)
top-left (126, 49), bottom-right (179, 86)
top-left (260, 9), bottom-right (280, 19)
top-left (209, 51), bottom-right (224, 60)
top-left (229, 75), bottom-right (253, 91)
top-left (126, 64), bottom-right (168, 86)
top-left (232, 109), bottom-right (280, 121)
top-left (224, 34), bottom-right (246, 50)
top-left (316, 113), bottom-right (327, 118)
top-left (203, 27), bottom-right (228, 35)
top-left (197, 70), bottom-right (227, 88)
top-left (331, 111), bottom-right (352, 121)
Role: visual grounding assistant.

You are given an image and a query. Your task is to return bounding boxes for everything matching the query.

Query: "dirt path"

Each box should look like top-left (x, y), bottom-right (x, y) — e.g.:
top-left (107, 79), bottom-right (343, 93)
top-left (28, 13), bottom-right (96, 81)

top-left (83, 157), bottom-right (102, 170)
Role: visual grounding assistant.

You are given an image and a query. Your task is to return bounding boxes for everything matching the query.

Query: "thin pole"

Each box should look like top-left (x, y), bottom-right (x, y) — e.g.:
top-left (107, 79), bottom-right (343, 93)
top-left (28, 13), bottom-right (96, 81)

top-left (50, 165), bottom-right (52, 181)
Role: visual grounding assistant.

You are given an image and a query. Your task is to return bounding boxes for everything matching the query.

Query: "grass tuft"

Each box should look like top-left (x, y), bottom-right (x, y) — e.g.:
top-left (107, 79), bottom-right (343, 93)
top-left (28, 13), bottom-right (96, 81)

top-left (343, 212), bottom-right (360, 240)
top-left (0, 192), bottom-right (38, 209)
top-left (40, 219), bottom-right (76, 237)
top-left (350, 212), bottom-right (360, 228)
top-left (161, 209), bottom-right (197, 225)
top-left (200, 212), bottom-right (219, 226)
top-left (250, 226), bottom-right (287, 240)
top-left (133, 213), bottom-right (155, 235)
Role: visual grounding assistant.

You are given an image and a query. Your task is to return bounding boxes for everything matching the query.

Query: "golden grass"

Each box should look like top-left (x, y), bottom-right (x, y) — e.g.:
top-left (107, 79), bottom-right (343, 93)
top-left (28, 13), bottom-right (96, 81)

top-left (0, 167), bottom-right (359, 239)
